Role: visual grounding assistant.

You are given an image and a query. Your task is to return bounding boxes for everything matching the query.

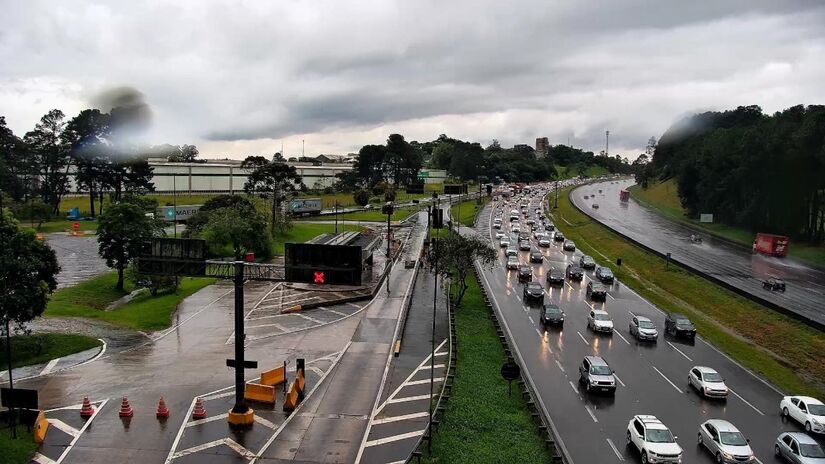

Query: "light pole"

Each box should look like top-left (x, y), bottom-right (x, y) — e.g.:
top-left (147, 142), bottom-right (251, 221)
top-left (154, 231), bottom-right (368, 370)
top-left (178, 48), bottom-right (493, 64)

top-left (605, 130), bottom-right (610, 158)
top-left (428, 199), bottom-right (440, 454)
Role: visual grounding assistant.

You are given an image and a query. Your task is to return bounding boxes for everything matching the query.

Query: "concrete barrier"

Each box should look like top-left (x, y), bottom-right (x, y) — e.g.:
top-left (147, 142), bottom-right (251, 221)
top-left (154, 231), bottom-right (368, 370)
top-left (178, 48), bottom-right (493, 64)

top-left (283, 381), bottom-right (299, 412)
top-left (33, 410), bottom-right (49, 444)
top-left (244, 383), bottom-right (276, 404)
top-left (281, 304), bottom-right (302, 314)
top-left (260, 366), bottom-right (286, 387)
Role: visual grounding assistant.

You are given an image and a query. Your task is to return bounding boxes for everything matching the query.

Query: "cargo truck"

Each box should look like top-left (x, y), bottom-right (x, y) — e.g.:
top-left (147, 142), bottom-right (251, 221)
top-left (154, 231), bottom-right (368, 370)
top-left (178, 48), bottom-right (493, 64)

top-left (289, 198), bottom-right (322, 216)
top-left (752, 233), bottom-right (789, 257)
top-left (619, 190), bottom-right (630, 202)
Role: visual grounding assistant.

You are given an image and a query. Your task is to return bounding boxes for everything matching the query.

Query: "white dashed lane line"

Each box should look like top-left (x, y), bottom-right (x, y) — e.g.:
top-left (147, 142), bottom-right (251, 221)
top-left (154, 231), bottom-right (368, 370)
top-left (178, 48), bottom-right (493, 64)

top-left (651, 366), bottom-right (683, 394)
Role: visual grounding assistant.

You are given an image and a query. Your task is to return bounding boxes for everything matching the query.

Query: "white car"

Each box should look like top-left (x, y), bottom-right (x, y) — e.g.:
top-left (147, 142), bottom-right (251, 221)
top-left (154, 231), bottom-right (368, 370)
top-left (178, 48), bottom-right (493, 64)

top-left (493, 222), bottom-right (502, 230)
top-left (688, 366), bottom-right (729, 398)
top-left (512, 224), bottom-right (521, 233)
top-left (780, 396), bottom-right (825, 433)
top-left (505, 247), bottom-right (518, 257)
top-left (626, 415), bottom-right (683, 464)
top-left (499, 238), bottom-right (510, 248)
top-left (495, 231), bottom-right (505, 240)
top-left (587, 309), bottom-right (614, 333)
top-left (506, 256), bottom-right (519, 270)
top-left (698, 419), bottom-right (755, 463)
top-left (538, 237), bottom-right (551, 247)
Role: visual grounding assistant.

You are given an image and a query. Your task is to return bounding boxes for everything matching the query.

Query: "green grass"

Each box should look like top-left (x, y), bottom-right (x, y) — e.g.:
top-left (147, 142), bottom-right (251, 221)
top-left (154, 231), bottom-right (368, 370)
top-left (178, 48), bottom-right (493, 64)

top-left (629, 180), bottom-right (825, 267)
top-left (46, 272), bottom-right (216, 331)
top-left (273, 222), bottom-right (366, 255)
top-left (333, 205), bottom-right (422, 222)
top-left (552, 187), bottom-right (825, 396)
top-left (0, 428), bottom-right (36, 464)
top-left (20, 219), bottom-right (99, 234)
top-left (452, 197), bottom-right (491, 227)
top-left (424, 276), bottom-right (553, 464)
top-left (1, 333), bottom-right (102, 370)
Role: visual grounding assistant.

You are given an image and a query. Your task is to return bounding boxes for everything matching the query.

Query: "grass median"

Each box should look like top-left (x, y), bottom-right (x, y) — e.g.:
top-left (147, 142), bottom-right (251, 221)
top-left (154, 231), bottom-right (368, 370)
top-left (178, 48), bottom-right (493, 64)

top-left (629, 180), bottom-right (825, 267)
top-left (424, 275), bottom-right (552, 463)
top-left (46, 272), bottom-right (216, 331)
top-left (0, 428), bottom-right (36, 464)
top-left (452, 197), bottom-right (490, 227)
top-left (1, 333), bottom-right (102, 370)
top-left (552, 186), bottom-right (825, 397)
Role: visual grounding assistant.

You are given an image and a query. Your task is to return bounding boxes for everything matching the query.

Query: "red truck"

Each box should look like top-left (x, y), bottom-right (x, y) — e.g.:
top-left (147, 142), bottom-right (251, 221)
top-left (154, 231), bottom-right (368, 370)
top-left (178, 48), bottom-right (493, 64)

top-left (752, 233), bottom-right (789, 257)
top-left (619, 190), bottom-right (630, 202)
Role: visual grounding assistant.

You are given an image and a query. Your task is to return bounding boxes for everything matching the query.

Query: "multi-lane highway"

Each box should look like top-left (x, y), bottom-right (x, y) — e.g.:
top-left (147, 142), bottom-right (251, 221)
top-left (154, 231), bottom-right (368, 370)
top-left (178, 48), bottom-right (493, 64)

top-left (570, 179), bottom-right (825, 330)
top-left (472, 185), bottom-right (821, 463)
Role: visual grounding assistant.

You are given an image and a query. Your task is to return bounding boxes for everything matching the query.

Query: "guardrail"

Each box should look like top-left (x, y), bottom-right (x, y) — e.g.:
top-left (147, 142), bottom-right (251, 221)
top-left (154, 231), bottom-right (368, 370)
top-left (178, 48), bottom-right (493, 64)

top-left (565, 186), bottom-right (825, 332)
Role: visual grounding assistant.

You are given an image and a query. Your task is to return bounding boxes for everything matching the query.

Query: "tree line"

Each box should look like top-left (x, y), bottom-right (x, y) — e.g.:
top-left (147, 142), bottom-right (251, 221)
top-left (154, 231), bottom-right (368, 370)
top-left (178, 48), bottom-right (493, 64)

top-left (637, 105), bottom-right (825, 243)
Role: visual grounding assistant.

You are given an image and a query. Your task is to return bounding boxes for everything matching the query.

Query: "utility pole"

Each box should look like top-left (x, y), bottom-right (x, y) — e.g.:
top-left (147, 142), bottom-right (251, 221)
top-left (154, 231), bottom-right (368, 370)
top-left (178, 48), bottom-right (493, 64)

top-left (173, 174), bottom-right (177, 238)
top-left (334, 201), bottom-right (339, 234)
top-left (4, 317), bottom-right (16, 438)
top-left (554, 181), bottom-right (559, 208)
top-left (302, 139), bottom-right (305, 158)
top-left (605, 130), bottom-right (610, 158)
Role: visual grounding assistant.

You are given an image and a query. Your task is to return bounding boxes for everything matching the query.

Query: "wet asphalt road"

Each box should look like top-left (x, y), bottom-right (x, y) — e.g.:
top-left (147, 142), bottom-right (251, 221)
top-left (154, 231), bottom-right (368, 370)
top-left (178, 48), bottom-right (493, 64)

top-left (571, 179), bottom-right (825, 329)
top-left (45, 232), bottom-right (108, 288)
top-left (475, 191), bottom-right (821, 464)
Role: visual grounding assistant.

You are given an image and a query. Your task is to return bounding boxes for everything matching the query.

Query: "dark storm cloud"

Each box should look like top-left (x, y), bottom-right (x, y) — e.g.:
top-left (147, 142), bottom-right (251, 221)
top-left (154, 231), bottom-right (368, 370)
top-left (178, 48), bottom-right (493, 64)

top-left (2, 0), bottom-right (825, 157)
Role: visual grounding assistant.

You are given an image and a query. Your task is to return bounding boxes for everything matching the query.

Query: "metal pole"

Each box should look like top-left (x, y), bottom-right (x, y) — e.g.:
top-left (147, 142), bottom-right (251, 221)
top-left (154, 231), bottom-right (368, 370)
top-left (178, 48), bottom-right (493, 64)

top-left (429, 223), bottom-right (438, 454)
top-left (605, 130), bottom-right (610, 157)
top-left (231, 261), bottom-right (248, 415)
top-left (5, 318), bottom-right (16, 438)
top-left (334, 201), bottom-right (338, 234)
top-left (386, 206), bottom-right (391, 294)
top-left (554, 181), bottom-right (559, 209)
top-left (173, 174), bottom-right (177, 238)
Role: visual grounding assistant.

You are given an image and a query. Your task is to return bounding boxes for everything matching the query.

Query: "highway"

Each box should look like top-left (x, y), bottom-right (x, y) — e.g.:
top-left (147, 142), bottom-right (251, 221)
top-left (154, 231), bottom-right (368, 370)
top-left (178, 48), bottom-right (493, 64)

top-left (472, 187), bottom-right (820, 463)
top-left (570, 179), bottom-right (825, 330)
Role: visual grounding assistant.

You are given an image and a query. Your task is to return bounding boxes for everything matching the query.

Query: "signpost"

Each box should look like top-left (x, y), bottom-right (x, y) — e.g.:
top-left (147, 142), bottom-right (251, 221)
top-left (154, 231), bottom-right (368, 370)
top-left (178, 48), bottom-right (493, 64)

top-left (500, 361), bottom-right (521, 396)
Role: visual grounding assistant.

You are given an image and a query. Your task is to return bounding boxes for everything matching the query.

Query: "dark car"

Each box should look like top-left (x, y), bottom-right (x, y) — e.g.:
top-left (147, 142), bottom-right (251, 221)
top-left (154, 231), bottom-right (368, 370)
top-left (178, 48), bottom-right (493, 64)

top-left (523, 281), bottom-right (545, 301)
top-left (539, 303), bottom-right (564, 327)
top-left (586, 281), bottom-right (608, 301)
top-left (545, 223), bottom-right (555, 232)
top-left (579, 255), bottom-right (596, 270)
top-left (517, 265), bottom-right (532, 282)
top-left (763, 278), bottom-right (786, 292)
top-left (518, 232), bottom-right (530, 242)
top-left (566, 264), bottom-right (584, 281)
top-left (554, 231), bottom-right (565, 242)
top-left (595, 266), bottom-right (614, 284)
top-left (530, 251), bottom-right (544, 263)
top-left (546, 267), bottom-right (565, 286)
top-left (665, 313), bottom-right (696, 338)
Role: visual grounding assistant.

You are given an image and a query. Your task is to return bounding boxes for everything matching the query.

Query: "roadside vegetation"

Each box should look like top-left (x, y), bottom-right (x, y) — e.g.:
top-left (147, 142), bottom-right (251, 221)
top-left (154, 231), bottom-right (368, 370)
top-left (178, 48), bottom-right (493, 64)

top-left (452, 197), bottom-right (490, 227)
top-left (272, 222), bottom-right (366, 255)
top-left (46, 272), bottom-right (215, 331)
top-left (425, 275), bottom-right (552, 463)
top-left (1, 333), bottom-right (101, 370)
top-left (629, 179), bottom-right (825, 267)
top-left (333, 205), bottom-right (422, 222)
top-left (552, 186), bottom-right (825, 397)
top-left (0, 428), bottom-right (36, 464)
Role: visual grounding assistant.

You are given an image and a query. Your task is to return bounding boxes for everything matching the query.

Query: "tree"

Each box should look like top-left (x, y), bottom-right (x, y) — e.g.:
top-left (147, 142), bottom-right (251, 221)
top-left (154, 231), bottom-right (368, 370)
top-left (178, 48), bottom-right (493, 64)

top-left (242, 157), bottom-right (305, 234)
top-left (353, 189), bottom-right (370, 207)
top-left (184, 194), bottom-right (257, 238)
top-left (97, 202), bottom-right (163, 290)
top-left (24, 109), bottom-right (71, 214)
top-left (0, 116), bottom-right (33, 202)
top-left (202, 206), bottom-right (272, 260)
top-left (63, 109), bottom-right (110, 216)
top-left (436, 233), bottom-right (496, 306)
top-left (167, 144), bottom-right (199, 162)
top-left (0, 209), bottom-right (60, 326)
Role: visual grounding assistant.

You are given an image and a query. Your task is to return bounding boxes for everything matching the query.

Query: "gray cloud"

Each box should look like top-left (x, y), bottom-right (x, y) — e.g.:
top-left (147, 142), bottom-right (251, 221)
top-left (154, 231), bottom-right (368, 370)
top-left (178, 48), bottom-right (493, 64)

top-left (1, 0), bottom-right (824, 158)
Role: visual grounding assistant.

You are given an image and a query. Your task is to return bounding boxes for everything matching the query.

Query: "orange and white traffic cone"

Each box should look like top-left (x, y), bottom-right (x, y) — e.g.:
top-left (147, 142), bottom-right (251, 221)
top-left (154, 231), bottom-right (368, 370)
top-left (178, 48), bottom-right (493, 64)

top-left (156, 397), bottom-right (170, 418)
top-left (192, 397), bottom-right (207, 420)
top-left (80, 397), bottom-right (95, 418)
top-left (119, 396), bottom-right (134, 417)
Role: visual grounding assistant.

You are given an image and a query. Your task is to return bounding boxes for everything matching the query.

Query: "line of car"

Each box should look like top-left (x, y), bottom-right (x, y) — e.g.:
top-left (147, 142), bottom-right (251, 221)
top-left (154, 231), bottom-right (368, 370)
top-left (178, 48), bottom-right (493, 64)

top-left (491, 185), bottom-right (825, 464)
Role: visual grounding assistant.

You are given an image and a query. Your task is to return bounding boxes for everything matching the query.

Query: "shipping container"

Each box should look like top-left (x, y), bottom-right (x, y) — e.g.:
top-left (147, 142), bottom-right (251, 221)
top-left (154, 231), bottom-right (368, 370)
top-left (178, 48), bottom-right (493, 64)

top-left (289, 198), bottom-right (322, 216)
top-left (753, 233), bottom-right (789, 257)
top-left (619, 190), bottom-right (630, 202)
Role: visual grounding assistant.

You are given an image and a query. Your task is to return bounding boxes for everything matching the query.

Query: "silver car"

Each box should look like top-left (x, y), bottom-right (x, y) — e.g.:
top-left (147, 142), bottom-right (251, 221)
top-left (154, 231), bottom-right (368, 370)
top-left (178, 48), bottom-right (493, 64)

top-left (698, 419), bottom-right (755, 463)
top-left (688, 366), bottom-right (729, 398)
top-left (775, 432), bottom-right (825, 463)
top-left (629, 315), bottom-right (658, 341)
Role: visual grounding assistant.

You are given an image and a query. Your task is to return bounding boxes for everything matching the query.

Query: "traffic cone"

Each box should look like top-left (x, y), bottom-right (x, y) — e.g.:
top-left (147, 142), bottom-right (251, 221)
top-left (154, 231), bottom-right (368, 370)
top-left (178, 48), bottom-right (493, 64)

top-left (156, 397), bottom-right (170, 418)
top-left (192, 397), bottom-right (207, 420)
top-left (119, 396), bottom-right (134, 417)
top-left (80, 397), bottom-right (95, 418)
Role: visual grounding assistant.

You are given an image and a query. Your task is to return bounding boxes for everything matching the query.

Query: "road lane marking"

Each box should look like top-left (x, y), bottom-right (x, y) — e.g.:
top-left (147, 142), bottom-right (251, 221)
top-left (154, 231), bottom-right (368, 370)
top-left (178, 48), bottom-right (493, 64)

top-left (372, 411), bottom-right (430, 425)
top-left (614, 330), bottom-right (630, 345)
top-left (48, 419), bottom-right (80, 438)
top-left (54, 398), bottom-right (109, 464)
top-left (535, 328), bottom-right (542, 337)
top-left (365, 429), bottom-right (425, 447)
top-left (613, 373), bottom-right (626, 387)
top-left (666, 341), bottom-right (693, 361)
top-left (528, 316), bottom-right (535, 324)
top-left (555, 360), bottom-right (565, 373)
top-left (406, 377), bottom-right (444, 386)
top-left (606, 438), bottom-right (625, 461)
top-left (577, 331), bottom-right (589, 345)
top-left (32, 453), bottom-right (56, 464)
top-left (652, 366), bottom-right (683, 394)
top-left (296, 313), bottom-right (324, 324)
top-left (584, 405), bottom-right (599, 422)
top-left (39, 357), bottom-right (61, 376)
top-left (386, 394), bottom-right (437, 404)
top-left (569, 381), bottom-right (579, 394)
top-left (416, 363), bottom-right (445, 371)
top-left (729, 388), bottom-right (765, 415)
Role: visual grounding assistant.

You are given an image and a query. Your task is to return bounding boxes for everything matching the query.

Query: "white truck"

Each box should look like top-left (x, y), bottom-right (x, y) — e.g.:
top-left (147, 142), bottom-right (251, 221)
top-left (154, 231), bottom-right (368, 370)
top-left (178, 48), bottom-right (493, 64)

top-left (289, 198), bottom-right (322, 216)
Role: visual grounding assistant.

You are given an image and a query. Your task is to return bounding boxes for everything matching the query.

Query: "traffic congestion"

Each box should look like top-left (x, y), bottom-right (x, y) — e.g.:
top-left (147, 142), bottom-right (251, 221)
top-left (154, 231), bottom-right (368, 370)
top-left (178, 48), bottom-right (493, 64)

top-left (476, 180), bottom-right (825, 464)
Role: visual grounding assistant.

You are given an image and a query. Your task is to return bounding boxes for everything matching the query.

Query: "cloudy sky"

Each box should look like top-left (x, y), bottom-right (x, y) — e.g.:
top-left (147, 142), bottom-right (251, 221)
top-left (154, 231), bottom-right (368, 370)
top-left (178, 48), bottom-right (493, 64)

top-left (2, 0), bottom-right (824, 159)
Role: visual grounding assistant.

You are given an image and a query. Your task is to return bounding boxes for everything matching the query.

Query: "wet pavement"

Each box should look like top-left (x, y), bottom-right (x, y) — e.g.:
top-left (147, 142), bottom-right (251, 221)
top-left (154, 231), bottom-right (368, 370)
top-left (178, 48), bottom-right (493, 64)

top-left (45, 232), bottom-right (108, 288)
top-left (571, 179), bottom-right (825, 329)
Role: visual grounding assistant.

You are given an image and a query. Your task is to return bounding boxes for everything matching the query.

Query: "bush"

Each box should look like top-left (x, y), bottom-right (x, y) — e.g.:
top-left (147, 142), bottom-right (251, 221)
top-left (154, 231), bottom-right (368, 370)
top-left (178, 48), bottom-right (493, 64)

top-left (126, 263), bottom-right (179, 296)
top-left (353, 189), bottom-right (371, 207)
top-left (122, 194), bottom-right (159, 212)
top-left (10, 198), bottom-right (53, 226)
